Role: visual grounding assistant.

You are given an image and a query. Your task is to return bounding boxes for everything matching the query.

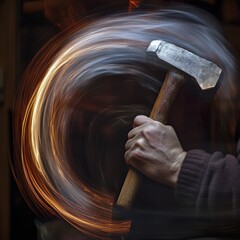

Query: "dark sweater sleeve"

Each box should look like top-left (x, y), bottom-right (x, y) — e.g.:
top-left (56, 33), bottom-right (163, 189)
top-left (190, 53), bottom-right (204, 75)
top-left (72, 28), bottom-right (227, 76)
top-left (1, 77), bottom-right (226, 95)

top-left (175, 140), bottom-right (240, 236)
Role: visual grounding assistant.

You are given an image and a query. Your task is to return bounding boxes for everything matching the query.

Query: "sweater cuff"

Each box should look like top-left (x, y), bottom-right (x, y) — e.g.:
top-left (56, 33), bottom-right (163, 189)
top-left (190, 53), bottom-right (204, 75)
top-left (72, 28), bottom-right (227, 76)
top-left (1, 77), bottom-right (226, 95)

top-left (175, 150), bottom-right (211, 205)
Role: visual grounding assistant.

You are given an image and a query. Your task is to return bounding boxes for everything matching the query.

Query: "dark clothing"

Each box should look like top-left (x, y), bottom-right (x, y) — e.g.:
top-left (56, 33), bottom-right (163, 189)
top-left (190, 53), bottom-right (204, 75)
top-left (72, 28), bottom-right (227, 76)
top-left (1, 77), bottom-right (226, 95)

top-left (128, 140), bottom-right (240, 239)
top-left (175, 139), bottom-right (240, 238)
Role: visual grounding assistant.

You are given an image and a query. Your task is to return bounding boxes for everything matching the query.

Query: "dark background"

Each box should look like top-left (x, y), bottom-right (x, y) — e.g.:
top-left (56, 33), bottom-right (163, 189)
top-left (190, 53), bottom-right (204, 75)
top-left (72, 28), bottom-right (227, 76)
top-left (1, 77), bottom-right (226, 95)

top-left (0, 1), bottom-right (240, 240)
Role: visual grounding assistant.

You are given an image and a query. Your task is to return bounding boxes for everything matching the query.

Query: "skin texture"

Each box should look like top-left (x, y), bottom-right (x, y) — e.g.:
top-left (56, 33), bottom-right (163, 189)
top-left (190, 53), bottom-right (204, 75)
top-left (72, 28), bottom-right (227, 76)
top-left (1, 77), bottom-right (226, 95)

top-left (125, 115), bottom-right (186, 187)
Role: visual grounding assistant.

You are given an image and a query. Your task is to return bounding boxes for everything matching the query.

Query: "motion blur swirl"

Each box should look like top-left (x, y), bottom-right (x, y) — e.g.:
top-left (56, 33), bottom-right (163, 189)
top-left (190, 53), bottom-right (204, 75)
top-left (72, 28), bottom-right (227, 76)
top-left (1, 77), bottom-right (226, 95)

top-left (11, 4), bottom-right (238, 239)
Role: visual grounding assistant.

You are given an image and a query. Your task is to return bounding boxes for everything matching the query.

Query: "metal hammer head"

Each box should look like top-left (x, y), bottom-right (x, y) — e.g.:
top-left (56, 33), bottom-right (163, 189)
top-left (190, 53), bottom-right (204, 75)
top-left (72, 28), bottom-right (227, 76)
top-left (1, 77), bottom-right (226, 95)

top-left (147, 40), bottom-right (222, 90)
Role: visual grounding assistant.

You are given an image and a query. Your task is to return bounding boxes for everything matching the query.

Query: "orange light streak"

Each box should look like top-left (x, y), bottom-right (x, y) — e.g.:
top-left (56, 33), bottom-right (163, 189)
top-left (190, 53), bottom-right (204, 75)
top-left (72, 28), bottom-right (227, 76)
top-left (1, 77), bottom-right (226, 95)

top-left (11, 5), bottom-right (237, 240)
top-left (128, 0), bottom-right (142, 12)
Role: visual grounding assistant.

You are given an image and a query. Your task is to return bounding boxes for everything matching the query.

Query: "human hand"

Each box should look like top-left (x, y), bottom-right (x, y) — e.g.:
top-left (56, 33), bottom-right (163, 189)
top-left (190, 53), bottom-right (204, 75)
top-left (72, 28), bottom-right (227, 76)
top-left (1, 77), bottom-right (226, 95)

top-left (125, 115), bottom-right (186, 187)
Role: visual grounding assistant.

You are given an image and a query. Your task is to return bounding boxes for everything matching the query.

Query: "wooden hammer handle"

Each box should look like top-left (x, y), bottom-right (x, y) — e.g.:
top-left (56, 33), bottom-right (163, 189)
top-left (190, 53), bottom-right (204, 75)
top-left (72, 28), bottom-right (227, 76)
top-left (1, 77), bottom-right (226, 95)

top-left (116, 71), bottom-right (186, 209)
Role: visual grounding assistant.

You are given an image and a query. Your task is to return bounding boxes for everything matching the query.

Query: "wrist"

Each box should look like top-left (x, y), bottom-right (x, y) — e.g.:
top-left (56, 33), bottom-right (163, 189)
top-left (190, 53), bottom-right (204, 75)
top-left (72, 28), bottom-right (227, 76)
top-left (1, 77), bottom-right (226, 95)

top-left (169, 151), bottom-right (187, 188)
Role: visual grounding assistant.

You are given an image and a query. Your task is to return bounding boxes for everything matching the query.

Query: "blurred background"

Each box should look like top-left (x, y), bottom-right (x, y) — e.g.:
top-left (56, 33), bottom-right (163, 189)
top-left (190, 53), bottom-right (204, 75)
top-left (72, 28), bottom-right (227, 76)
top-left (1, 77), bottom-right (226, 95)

top-left (0, 0), bottom-right (240, 240)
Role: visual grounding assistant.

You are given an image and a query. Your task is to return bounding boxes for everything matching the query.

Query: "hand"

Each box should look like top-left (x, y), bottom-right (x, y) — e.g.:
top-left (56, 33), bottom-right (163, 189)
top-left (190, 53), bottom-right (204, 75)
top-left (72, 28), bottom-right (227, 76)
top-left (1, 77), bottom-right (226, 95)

top-left (125, 115), bottom-right (186, 187)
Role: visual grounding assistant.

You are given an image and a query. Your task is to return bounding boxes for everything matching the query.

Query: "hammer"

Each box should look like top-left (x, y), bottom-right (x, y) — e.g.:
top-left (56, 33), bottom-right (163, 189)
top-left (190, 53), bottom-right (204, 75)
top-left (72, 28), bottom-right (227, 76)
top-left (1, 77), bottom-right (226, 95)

top-left (116, 39), bottom-right (222, 209)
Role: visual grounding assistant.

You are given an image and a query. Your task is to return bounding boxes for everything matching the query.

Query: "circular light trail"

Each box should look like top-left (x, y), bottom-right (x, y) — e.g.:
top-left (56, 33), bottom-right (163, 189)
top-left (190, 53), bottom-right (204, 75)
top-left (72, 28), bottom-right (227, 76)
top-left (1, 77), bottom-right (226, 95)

top-left (11, 5), bottom-right (237, 240)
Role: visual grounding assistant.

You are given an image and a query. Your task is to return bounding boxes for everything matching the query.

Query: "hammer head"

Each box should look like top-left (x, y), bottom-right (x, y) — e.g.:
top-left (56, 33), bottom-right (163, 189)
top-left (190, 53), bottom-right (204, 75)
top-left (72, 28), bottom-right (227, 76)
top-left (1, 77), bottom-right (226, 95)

top-left (147, 40), bottom-right (222, 90)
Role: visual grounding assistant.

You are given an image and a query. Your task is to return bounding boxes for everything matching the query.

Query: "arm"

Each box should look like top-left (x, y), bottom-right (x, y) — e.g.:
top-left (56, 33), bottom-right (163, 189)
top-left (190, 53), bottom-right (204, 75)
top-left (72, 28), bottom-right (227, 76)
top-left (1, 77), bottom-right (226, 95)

top-left (175, 148), bottom-right (240, 236)
top-left (176, 147), bottom-right (240, 215)
top-left (125, 115), bottom-right (240, 235)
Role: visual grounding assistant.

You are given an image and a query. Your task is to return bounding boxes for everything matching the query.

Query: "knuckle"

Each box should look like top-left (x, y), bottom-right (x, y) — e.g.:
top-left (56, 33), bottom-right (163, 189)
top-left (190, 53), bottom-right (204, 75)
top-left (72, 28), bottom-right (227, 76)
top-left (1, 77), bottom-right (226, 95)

top-left (142, 126), bottom-right (154, 139)
top-left (134, 115), bottom-right (141, 122)
top-left (135, 138), bottom-right (144, 148)
top-left (166, 125), bottom-right (174, 131)
top-left (142, 128), bottom-right (151, 137)
top-left (125, 148), bottom-right (142, 165)
top-left (131, 148), bottom-right (142, 159)
top-left (133, 115), bottom-right (142, 126)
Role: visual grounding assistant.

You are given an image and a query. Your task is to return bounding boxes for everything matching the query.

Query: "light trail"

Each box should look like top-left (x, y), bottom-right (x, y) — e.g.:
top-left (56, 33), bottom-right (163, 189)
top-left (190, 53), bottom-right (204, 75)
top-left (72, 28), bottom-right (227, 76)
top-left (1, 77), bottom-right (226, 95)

top-left (11, 4), bottom-right (238, 240)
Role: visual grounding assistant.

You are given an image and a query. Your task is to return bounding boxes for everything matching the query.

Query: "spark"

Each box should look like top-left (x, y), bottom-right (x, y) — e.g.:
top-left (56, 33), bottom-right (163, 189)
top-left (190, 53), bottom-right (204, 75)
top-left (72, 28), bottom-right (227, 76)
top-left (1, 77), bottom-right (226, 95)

top-left (128, 0), bottom-right (142, 12)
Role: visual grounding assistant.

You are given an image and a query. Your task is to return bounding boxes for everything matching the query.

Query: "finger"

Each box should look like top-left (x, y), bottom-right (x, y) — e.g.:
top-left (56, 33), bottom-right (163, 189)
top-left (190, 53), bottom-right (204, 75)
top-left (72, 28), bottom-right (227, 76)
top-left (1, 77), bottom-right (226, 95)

top-left (124, 147), bottom-right (141, 165)
top-left (125, 136), bottom-right (145, 151)
top-left (126, 115), bottom-right (150, 139)
top-left (133, 115), bottom-right (151, 128)
top-left (125, 138), bottom-right (133, 151)
top-left (124, 148), bottom-right (131, 165)
top-left (128, 115), bottom-right (167, 139)
top-left (127, 124), bottom-right (145, 139)
top-left (134, 115), bottom-right (171, 129)
top-left (124, 147), bottom-right (145, 170)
